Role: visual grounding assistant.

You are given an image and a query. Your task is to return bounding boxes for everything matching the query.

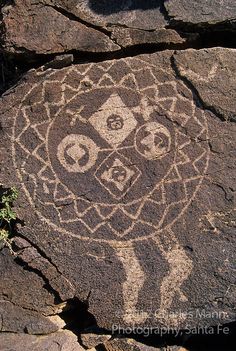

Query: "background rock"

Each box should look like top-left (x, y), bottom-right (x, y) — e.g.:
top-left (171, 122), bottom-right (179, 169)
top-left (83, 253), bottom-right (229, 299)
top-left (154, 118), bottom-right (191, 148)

top-left (0, 330), bottom-right (85, 351)
top-left (165, 0), bottom-right (236, 25)
top-left (80, 331), bottom-right (111, 349)
top-left (51, 0), bottom-right (168, 30)
top-left (173, 48), bottom-right (236, 121)
top-left (0, 247), bottom-right (61, 315)
top-left (103, 338), bottom-right (188, 351)
top-left (0, 300), bottom-right (62, 334)
top-left (1, 0), bottom-right (120, 55)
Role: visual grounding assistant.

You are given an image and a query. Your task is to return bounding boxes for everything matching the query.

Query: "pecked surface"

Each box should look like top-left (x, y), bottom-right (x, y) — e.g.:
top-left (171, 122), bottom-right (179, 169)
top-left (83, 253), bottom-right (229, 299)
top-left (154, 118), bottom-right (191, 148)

top-left (0, 49), bottom-right (236, 331)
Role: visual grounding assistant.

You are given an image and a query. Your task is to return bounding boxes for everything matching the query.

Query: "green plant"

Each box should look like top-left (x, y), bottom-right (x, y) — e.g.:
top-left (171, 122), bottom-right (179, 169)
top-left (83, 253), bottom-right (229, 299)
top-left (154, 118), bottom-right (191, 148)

top-left (0, 186), bottom-right (18, 251)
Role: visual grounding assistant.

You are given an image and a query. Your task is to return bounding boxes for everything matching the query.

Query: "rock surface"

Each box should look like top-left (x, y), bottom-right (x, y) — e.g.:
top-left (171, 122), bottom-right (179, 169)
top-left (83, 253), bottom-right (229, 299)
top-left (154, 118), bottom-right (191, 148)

top-left (80, 331), bottom-right (111, 349)
top-left (165, 0), bottom-right (236, 25)
top-left (48, 0), bottom-right (168, 30)
top-left (103, 338), bottom-right (188, 351)
top-left (0, 247), bottom-right (62, 316)
top-left (0, 48), bottom-right (235, 333)
top-left (0, 330), bottom-right (85, 351)
top-left (1, 0), bottom-right (236, 56)
top-left (173, 48), bottom-right (236, 121)
top-left (1, 0), bottom-right (119, 55)
top-left (0, 300), bottom-right (63, 334)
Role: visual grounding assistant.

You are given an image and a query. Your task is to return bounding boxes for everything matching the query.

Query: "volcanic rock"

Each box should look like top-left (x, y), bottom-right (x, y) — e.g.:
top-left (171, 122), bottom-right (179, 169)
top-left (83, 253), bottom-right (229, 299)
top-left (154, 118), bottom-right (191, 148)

top-left (0, 49), bottom-right (235, 332)
top-left (0, 330), bottom-right (85, 351)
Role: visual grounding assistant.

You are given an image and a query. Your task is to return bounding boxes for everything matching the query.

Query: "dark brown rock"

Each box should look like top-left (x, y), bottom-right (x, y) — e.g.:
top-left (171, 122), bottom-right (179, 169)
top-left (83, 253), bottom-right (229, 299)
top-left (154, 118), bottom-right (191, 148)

top-left (1, 0), bottom-right (119, 55)
top-left (173, 48), bottom-right (236, 121)
top-left (0, 330), bottom-right (85, 351)
top-left (2, 1), bottom-right (235, 57)
top-left (0, 49), bottom-right (235, 332)
top-left (165, 0), bottom-right (236, 25)
top-left (80, 332), bottom-right (111, 349)
top-left (0, 248), bottom-right (62, 316)
top-left (13, 237), bottom-right (76, 301)
top-left (103, 338), bottom-right (188, 351)
top-left (110, 28), bottom-right (195, 48)
top-left (52, 0), bottom-right (167, 31)
top-left (0, 300), bottom-right (63, 334)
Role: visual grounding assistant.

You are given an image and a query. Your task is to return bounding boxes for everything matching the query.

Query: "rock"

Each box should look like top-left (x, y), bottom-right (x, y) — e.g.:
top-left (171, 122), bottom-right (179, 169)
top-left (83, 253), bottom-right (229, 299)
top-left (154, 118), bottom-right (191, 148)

top-left (50, 0), bottom-right (168, 31)
top-left (0, 330), bottom-right (85, 351)
top-left (165, 0), bottom-right (236, 25)
top-left (0, 300), bottom-right (61, 334)
top-left (2, 0), bottom-right (235, 58)
top-left (44, 54), bottom-right (74, 70)
top-left (1, 0), bottom-right (120, 55)
top-left (80, 332), bottom-right (111, 349)
top-left (103, 338), bottom-right (188, 351)
top-left (110, 28), bottom-right (196, 48)
top-left (13, 236), bottom-right (76, 301)
top-left (0, 248), bottom-right (61, 316)
top-left (173, 48), bottom-right (236, 121)
top-left (0, 49), bottom-right (235, 331)
top-left (103, 338), bottom-right (157, 351)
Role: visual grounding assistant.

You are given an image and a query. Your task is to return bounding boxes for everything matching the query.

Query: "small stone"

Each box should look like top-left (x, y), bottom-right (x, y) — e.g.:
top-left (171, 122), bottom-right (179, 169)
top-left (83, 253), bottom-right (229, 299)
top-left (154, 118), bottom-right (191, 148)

top-left (80, 332), bottom-right (111, 349)
top-left (44, 54), bottom-right (74, 70)
top-left (111, 28), bottom-right (191, 48)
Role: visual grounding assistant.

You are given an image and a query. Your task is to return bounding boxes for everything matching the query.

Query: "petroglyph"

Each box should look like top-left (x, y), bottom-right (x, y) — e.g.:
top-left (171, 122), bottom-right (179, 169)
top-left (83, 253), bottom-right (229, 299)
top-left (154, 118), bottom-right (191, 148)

top-left (113, 243), bottom-right (148, 324)
top-left (12, 57), bottom-right (210, 325)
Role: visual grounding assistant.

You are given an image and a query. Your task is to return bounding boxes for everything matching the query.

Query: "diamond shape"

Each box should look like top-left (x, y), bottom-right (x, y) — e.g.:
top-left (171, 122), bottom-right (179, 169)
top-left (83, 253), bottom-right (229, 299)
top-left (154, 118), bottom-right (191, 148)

top-left (89, 94), bottom-right (137, 147)
top-left (95, 153), bottom-right (141, 199)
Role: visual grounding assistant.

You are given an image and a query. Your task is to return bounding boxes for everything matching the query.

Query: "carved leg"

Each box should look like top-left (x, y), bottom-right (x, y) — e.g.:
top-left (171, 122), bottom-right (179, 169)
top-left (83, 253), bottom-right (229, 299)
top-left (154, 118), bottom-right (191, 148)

top-left (153, 229), bottom-right (193, 325)
top-left (112, 243), bottom-right (148, 324)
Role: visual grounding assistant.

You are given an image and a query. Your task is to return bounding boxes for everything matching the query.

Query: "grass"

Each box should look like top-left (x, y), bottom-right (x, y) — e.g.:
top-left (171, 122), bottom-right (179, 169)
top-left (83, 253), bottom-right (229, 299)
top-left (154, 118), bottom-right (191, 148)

top-left (0, 186), bottom-right (18, 251)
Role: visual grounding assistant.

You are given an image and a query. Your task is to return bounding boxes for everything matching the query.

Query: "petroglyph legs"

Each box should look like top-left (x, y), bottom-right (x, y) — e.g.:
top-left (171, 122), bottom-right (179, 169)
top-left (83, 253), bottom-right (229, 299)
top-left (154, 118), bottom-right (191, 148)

top-left (155, 245), bottom-right (193, 324)
top-left (113, 231), bottom-right (193, 325)
top-left (113, 243), bottom-right (148, 324)
top-left (12, 59), bottom-right (209, 325)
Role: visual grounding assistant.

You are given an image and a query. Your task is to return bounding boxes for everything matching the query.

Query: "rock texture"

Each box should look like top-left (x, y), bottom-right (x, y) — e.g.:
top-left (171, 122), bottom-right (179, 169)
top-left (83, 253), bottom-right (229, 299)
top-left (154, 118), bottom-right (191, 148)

top-left (49, 0), bottom-right (168, 30)
top-left (0, 330), bottom-right (85, 351)
top-left (103, 338), bottom-right (187, 351)
top-left (165, 0), bottom-right (236, 25)
top-left (173, 48), bottom-right (236, 121)
top-left (0, 300), bottom-right (64, 334)
top-left (80, 332), bottom-right (111, 349)
top-left (0, 0), bottom-right (119, 55)
top-left (0, 48), bottom-right (235, 334)
top-left (2, 0), bottom-right (235, 56)
top-left (0, 247), bottom-right (62, 316)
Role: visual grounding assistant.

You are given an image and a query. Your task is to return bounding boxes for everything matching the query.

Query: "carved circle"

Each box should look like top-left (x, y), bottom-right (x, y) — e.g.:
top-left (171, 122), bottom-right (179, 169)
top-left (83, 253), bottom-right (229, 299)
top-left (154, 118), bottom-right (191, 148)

top-left (12, 63), bottom-right (209, 243)
top-left (135, 122), bottom-right (171, 160)
top-left (57, 134), bottom-right (99, 173)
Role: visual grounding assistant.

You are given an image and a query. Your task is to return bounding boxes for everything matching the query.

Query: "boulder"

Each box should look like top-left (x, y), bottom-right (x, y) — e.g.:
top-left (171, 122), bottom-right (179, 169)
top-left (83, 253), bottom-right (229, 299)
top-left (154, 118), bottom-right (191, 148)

top-left (0, 49), bottom-right (235, 332)
top-left (0, 0), bottom-right (119, 55)
top-left (0, 247), bottom-right (62, 316)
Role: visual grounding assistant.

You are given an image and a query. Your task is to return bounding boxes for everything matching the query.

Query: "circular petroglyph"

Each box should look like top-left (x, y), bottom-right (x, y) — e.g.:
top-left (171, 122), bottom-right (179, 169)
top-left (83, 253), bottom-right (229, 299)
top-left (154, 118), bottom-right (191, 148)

top-left (12, 61), bottom-right (209, 243)
top-left (57, 134), bottom-right (99, 173)
top-left (48, 88), bottom-right (175, 205)
top-left (135, 122), bottom-right (171, 160)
